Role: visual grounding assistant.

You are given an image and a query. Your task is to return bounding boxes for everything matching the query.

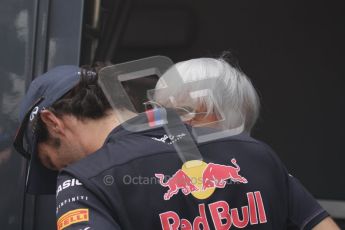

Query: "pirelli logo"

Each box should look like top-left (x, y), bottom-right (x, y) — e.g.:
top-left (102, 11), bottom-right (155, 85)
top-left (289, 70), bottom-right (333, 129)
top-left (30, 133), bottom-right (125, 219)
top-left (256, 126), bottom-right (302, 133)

top-left (57, 208), bottom-right (89, 230)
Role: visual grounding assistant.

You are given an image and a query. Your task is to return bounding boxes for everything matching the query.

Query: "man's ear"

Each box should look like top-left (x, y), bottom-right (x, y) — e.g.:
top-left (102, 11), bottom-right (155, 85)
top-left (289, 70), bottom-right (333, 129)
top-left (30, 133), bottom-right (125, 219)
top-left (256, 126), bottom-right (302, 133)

top-left (40, 110), bottom-right (65, 135)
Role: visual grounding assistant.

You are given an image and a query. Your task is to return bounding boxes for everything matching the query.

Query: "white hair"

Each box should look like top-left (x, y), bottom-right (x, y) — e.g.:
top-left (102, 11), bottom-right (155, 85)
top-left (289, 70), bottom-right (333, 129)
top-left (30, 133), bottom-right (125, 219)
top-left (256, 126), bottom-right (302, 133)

top-left (153, 58), bottom-right (260, 132)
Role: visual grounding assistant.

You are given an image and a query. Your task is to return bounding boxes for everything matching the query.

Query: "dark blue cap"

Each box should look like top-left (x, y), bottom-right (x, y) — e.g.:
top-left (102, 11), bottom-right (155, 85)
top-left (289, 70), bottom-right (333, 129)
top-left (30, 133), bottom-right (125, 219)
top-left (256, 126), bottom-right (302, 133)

top-left (19, 65), bottom-right (80, 121)
top-left (14, 65), bottom-right (80, 194)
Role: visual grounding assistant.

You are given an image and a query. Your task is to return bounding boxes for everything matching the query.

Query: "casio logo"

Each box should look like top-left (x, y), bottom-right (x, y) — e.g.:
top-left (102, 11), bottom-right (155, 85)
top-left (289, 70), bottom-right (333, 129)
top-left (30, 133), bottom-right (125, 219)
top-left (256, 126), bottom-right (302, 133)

top-left (56, 178), bottom-right (82, 197)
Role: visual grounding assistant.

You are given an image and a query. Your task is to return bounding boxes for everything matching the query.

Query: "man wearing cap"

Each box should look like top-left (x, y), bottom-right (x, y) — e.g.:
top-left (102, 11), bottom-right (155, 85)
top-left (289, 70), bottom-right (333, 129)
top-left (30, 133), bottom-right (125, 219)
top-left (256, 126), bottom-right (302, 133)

top-left (14, 62), bottom-right (339, 230)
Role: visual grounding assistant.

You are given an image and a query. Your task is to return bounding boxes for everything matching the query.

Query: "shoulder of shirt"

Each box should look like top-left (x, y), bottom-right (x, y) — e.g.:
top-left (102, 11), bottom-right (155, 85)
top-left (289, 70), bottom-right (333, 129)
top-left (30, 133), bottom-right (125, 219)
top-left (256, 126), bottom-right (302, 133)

top-left (62, 128), bottom-right (276, 181)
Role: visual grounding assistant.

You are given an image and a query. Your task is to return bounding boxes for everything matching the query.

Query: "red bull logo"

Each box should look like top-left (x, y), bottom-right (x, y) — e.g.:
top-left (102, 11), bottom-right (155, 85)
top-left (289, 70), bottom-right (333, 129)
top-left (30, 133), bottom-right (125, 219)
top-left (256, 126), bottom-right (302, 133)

top-left (202, 159), bottom-right (247, 190)
top-left (159, 192), bottom-right (267, 230)
top-left (155, 170), bottom-right (199, 200)
top-left (155, 158), bottom-right (247, 200)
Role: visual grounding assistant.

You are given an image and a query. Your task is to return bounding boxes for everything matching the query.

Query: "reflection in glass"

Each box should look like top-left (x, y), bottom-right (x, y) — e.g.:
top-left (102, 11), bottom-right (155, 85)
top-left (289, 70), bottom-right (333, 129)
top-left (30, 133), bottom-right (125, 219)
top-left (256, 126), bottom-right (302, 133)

top-left (0, 0), bottom-right (35, 228)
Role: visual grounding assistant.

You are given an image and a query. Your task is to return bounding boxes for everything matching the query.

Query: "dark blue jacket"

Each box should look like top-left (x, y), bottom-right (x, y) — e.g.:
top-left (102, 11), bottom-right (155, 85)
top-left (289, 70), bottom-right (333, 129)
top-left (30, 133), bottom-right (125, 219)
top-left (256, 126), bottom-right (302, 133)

top-left (56, 114), bottom-right (328, 230)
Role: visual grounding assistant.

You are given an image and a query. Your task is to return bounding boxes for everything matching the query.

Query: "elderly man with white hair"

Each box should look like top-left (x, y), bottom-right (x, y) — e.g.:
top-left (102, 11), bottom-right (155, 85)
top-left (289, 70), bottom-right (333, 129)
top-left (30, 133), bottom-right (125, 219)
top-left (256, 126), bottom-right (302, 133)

top-left (154, 57), bottom-right (258, 133)
top-left (153, 57), bottom-right (339, 230)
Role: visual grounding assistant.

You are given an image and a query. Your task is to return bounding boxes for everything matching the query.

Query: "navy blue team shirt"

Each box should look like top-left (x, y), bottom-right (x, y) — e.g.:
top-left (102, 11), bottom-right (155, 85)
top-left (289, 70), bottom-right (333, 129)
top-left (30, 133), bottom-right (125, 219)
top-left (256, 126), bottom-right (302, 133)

top-left (55, 114), bottom-right (328, 230)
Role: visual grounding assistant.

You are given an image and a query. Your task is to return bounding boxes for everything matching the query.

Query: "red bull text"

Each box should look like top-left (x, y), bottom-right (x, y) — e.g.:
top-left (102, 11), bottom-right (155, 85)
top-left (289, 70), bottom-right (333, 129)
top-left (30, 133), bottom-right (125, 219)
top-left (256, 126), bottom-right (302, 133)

top-left (159, 191), bottom-right (267, 229)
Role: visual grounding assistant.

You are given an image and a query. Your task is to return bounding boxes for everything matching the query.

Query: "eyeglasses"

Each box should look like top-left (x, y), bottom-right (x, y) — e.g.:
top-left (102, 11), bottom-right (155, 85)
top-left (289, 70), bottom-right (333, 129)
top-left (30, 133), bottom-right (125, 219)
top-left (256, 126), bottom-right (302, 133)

top-left (143, 100), bottom-right (208, 122)
top-left (13, 97), bottom-right (44, 159)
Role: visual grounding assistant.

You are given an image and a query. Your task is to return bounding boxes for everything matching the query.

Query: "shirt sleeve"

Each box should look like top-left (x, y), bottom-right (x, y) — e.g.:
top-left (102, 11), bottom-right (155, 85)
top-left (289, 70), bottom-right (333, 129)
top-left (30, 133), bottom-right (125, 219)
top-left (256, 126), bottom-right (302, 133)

top-left (287, 174), bottom-right (329, 230)
top-left (260, 141), bottom-right (329, 230)
top-left (56, 172), bottom-right (121, 230)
